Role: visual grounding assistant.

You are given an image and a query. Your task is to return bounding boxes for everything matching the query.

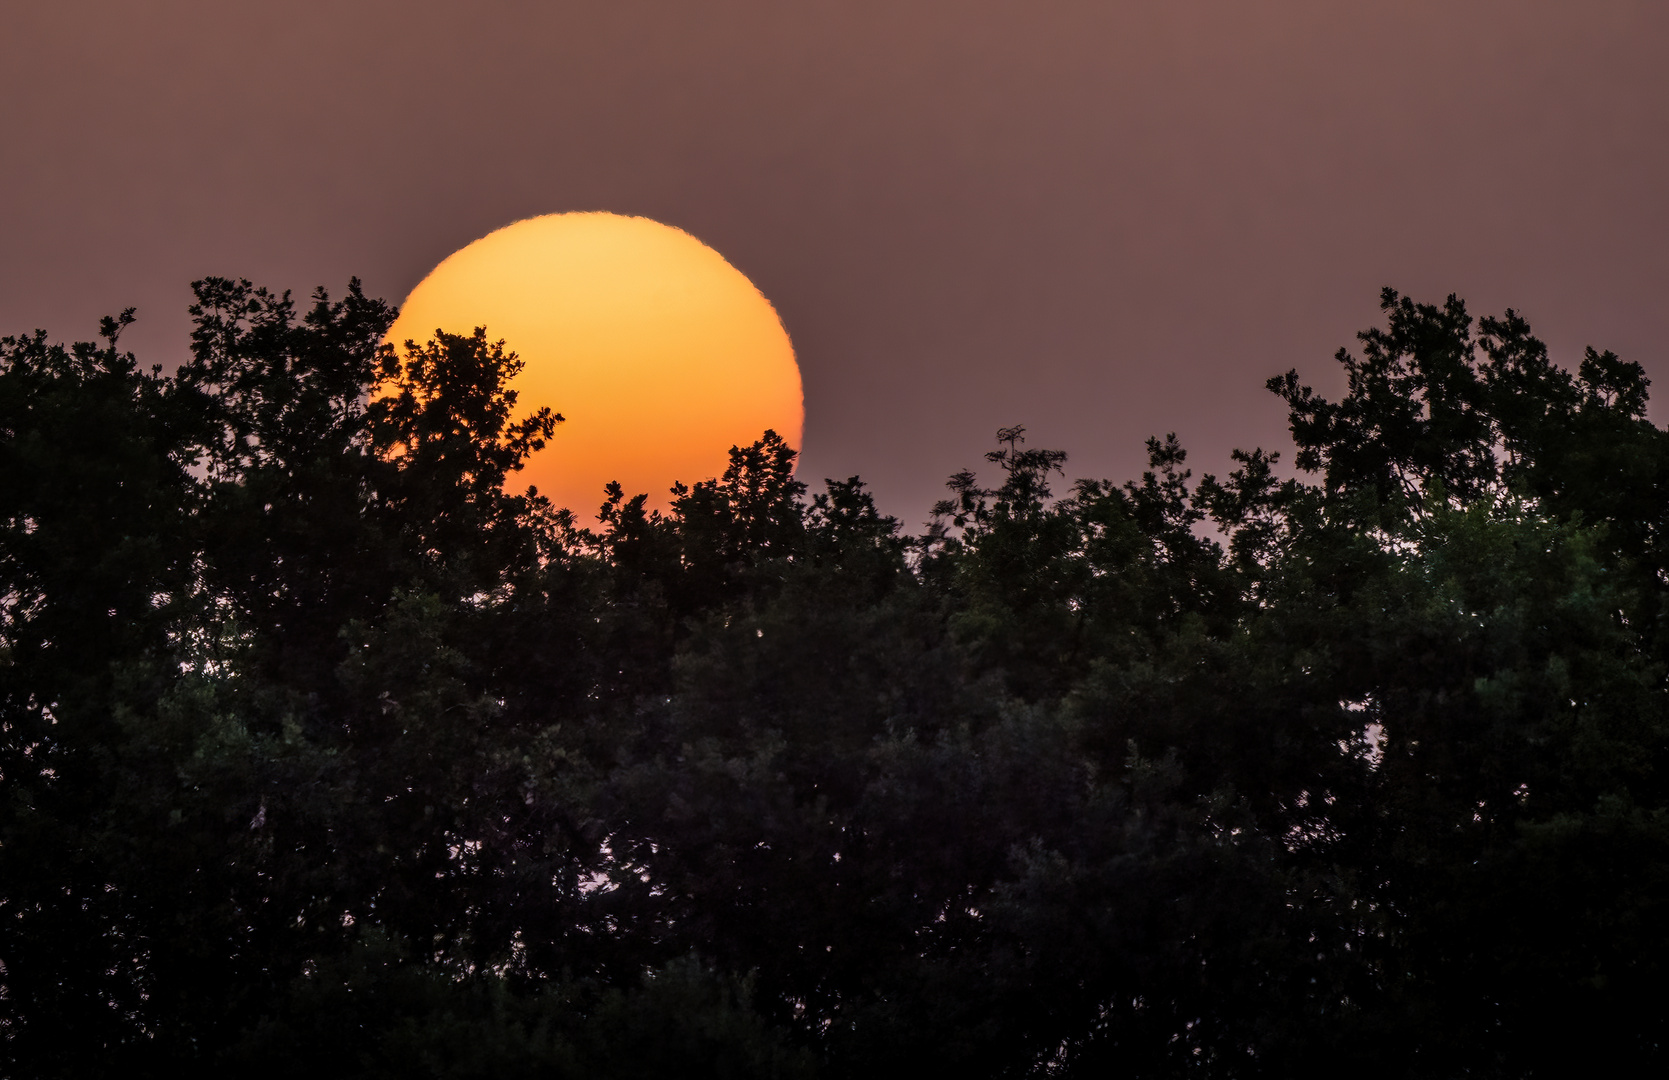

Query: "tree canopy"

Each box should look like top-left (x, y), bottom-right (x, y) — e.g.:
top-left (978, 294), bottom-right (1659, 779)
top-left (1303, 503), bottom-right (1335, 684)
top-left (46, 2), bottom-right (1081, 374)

top-left (3, 281), bottom-right (1665, 1077)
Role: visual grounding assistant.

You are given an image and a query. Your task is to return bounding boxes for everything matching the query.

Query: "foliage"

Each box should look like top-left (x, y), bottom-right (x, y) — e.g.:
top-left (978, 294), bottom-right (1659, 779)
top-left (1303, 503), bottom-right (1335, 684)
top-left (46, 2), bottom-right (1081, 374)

top-left (3, 283), bottom-right (1666, 1076)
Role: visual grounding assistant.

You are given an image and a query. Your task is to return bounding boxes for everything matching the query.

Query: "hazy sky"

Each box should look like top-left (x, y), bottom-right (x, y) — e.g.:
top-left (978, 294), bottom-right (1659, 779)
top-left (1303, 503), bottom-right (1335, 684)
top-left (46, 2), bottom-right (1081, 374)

top-left (5, 1), bottom-right (1667, 518)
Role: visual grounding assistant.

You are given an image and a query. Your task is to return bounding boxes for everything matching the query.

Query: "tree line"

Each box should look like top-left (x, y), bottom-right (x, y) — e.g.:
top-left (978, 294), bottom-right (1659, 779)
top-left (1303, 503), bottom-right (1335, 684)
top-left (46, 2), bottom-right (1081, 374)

top-left (2, 280), bottom-right (1665, 1076)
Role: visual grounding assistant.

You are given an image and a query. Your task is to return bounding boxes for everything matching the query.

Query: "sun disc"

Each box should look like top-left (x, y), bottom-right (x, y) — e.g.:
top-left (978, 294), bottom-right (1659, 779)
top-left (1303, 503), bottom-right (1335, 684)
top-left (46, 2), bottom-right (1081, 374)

top-left (384, 212), bottom-right (803, 516)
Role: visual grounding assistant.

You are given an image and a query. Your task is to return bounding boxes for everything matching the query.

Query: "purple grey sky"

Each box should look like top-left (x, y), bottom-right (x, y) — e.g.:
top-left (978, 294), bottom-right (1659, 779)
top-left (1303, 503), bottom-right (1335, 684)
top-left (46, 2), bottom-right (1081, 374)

top-left (4, 1), bottom-right (1667, 519)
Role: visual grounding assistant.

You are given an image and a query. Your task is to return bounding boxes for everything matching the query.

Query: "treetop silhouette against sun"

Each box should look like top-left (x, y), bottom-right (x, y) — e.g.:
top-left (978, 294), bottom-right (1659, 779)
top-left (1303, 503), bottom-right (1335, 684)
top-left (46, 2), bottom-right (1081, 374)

top-left (383, 212), bottom-right (803, 515)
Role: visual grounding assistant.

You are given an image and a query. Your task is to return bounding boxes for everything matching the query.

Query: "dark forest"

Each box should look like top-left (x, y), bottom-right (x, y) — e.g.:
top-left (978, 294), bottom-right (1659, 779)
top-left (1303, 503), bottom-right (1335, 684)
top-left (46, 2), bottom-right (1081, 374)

top-left (3, 281), bottom-right (1665, 1077)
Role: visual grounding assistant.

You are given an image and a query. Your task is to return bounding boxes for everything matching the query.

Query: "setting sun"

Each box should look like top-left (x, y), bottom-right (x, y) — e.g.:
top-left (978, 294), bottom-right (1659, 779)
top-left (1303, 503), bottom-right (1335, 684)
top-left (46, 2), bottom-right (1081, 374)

top-left (384, 212), bottom-right (803, 515)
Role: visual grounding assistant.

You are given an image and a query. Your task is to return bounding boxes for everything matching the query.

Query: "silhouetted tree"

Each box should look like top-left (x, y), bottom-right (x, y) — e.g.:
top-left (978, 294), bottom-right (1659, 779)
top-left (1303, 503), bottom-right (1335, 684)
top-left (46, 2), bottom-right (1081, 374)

top-left (4, 282), bottom-right (1665, 1077)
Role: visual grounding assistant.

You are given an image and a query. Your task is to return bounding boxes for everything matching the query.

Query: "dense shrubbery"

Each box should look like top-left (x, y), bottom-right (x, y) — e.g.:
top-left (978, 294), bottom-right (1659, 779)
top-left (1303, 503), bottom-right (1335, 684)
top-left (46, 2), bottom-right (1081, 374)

top-left (3, 282), bottom-right (1666, 1076)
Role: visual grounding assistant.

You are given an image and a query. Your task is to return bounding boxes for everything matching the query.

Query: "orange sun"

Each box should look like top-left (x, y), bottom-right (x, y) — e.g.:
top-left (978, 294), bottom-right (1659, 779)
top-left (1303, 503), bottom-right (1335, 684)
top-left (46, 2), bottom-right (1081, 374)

top-left (384, 212), bottom-right (803, 515)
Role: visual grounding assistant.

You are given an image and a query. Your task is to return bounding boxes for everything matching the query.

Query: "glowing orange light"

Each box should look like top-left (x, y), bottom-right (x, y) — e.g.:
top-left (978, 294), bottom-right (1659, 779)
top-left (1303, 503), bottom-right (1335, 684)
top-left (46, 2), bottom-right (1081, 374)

top-left (384, 212), bottom-right (803, 515)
